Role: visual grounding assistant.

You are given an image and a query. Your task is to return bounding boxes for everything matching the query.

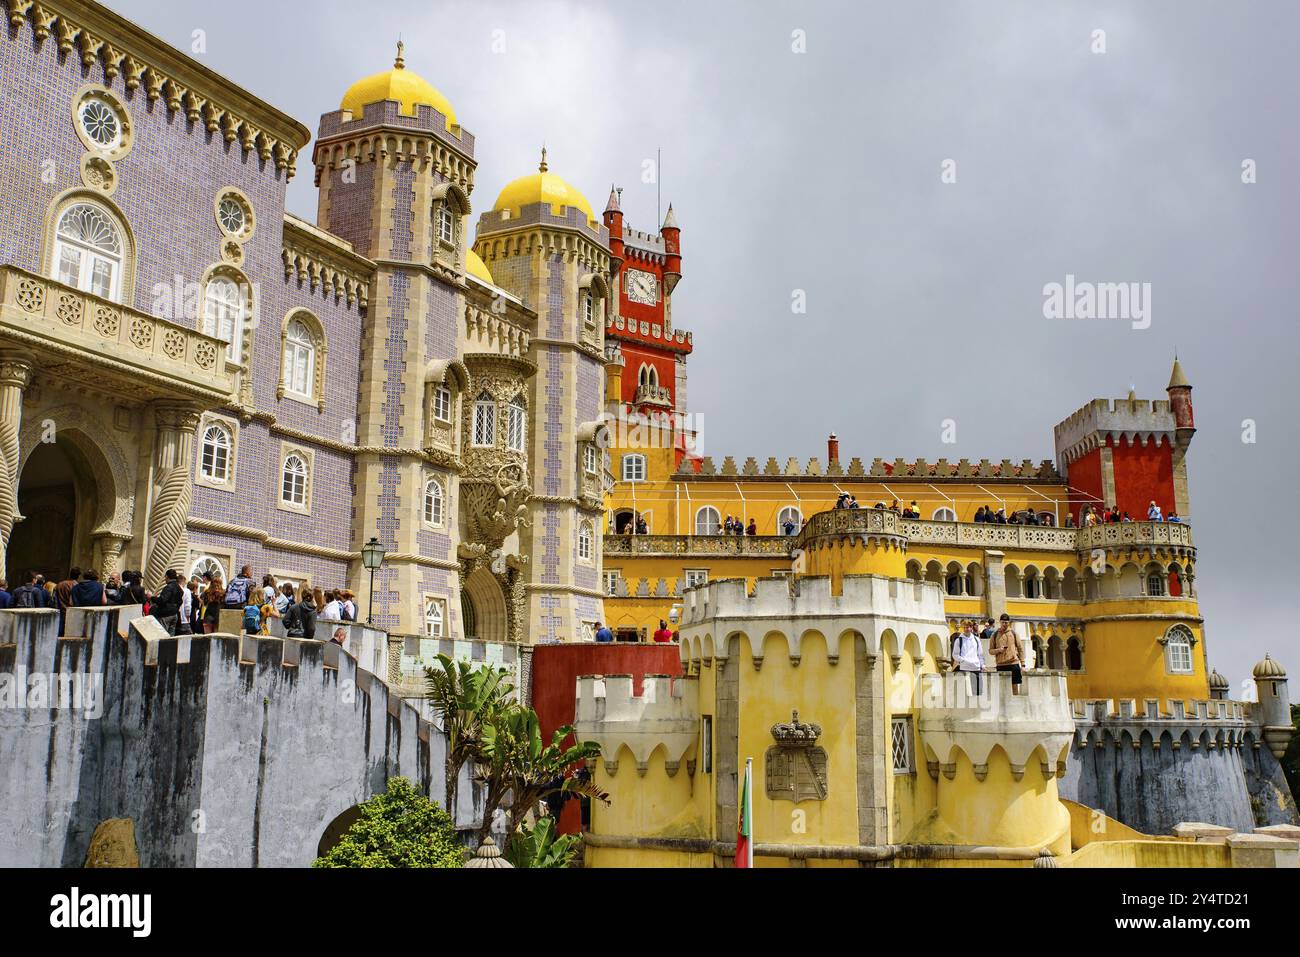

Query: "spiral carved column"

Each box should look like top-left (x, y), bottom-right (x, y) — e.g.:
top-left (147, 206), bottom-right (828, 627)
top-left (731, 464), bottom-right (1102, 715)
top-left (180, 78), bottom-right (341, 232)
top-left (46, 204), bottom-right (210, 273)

top-left (144, 404), bottom-right (202, 592)
top-left (0, 355), bottom-right (33, 582)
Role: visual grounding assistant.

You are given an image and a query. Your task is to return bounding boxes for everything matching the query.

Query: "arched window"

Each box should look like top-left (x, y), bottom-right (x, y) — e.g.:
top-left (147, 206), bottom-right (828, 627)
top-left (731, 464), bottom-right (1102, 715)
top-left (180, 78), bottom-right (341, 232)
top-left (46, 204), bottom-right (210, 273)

top-left (472, 392), bottom-right (495, 447)
top-left (695, 506), bottom-right (721, 536)
top-left (52, 202), bottom-right (123, 300)
top-left (581, 289), bottom-right (595, 327)
top-left (425, 598), bottom-right (444, 638)
top-left (199, 423), bottom-right (232, 484)
top-left (506, 395), bottom-right (526, 452)
top-left (638, 364), bottom-right (659, 389)
top-left (777, 506), bottom-right (801, 535)
top-left (1164, 625), bottom-right (1194, 674)
top-left (282, 318), bottom-right (316, 399)
top-left (932, 507), bottom-right (957, 522)
top-left (578, 522), bottom-right (594, 561)
top-left (1066, 637), bottom-right (1084, 672)
top-left (281, 453), bottom-right (308, 507)
top-left (621, 453), bottom-right (645, 482)
top-left (203, 275), bottom-right (246, 363)
top-left (191, 555), bottom-right (227, 585)
top-left (423, 478), bottom-right (444, 526)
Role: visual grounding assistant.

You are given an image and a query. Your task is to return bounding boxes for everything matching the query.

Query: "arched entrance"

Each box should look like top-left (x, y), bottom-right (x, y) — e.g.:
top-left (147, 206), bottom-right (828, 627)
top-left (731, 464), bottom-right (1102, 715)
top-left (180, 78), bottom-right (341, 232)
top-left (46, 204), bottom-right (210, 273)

top-left (8, 439), bottom-right (101, 582)
top-left (461, 566), bottom-right (507, 643)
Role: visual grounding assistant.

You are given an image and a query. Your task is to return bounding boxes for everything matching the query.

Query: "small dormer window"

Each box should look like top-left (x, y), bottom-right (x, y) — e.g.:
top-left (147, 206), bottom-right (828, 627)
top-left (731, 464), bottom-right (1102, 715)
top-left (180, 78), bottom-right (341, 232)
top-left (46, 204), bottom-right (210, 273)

top-left (582, 289), bottom-right (595, 327)
top-left (438, 204), bottom-right (456, 245)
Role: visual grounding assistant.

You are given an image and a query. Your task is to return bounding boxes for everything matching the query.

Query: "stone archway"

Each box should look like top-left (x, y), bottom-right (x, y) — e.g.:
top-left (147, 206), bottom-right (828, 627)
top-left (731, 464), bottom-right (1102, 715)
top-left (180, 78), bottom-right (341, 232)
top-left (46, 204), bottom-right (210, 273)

top-left (462, 565), bottom-right (507, 643)
top-left (8, 422), bottom-right (128, 582)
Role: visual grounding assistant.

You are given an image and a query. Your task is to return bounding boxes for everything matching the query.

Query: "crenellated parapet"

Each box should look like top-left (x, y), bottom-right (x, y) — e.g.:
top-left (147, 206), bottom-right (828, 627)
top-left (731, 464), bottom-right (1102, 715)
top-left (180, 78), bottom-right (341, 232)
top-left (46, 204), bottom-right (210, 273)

top-left (1070, 692), bottom-right (1282, 755)
top-left (678, 574), bottom-right (948, 668)
top-left (1053, 395), bottom-right (1178, 469)
top-left (918, 672), bottom-right (1074, 781)
top-left (574, 674), bottom-right (699, 776)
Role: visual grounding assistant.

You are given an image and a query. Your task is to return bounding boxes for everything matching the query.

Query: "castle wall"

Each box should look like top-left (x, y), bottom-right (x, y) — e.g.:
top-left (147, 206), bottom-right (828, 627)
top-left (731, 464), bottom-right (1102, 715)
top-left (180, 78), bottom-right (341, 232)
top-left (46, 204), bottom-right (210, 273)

top-left (0, 607), bottom-right (468, 867)
top-left (1060, 721), bottom-right (1297, 835)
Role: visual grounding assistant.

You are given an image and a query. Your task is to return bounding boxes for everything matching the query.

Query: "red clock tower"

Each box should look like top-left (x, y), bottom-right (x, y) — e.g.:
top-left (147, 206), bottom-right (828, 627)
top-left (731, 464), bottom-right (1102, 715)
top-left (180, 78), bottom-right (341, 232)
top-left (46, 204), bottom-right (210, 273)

top-left (603, 188), bottom-right (695, 464)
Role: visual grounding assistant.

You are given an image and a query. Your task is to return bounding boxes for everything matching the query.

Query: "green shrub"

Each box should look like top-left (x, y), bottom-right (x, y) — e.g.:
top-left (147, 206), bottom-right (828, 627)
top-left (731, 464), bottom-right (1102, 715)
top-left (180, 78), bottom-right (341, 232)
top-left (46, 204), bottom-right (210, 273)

top-left (313, 777), bottom-right (464, 868)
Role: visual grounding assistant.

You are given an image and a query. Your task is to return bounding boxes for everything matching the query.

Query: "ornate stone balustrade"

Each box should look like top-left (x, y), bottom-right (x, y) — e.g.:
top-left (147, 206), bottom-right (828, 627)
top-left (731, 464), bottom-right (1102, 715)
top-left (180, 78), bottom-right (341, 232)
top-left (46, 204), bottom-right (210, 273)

top-left (633, 383), bottom-right (672, 407)
top-left (0, 266), bottom-right (237, 402)
top-left (464, 300), bottom-right (532, 360)
top-left (602, 517), bottom-right (1193, 561)
top-left (603, 533), bottom-right (793, 557)
top-left (1070, 696), bottom-right (1254, 751)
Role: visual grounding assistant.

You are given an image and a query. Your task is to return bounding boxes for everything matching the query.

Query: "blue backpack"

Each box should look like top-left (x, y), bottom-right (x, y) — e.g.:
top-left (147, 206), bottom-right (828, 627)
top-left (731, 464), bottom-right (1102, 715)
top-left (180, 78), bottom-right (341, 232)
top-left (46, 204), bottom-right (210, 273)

top-left (243, 605), bottom-right (261, 632)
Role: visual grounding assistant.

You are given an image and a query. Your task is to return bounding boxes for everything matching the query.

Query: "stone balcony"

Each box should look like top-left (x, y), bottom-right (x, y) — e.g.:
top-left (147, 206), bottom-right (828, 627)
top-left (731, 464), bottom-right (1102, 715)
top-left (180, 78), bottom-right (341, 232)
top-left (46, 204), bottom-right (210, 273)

top-left (633, 383), bottom-right (672, 408)
top-left (604, 515), bottom-right (1192, 560)
top-left (0, 265), bottom-right (236, 403)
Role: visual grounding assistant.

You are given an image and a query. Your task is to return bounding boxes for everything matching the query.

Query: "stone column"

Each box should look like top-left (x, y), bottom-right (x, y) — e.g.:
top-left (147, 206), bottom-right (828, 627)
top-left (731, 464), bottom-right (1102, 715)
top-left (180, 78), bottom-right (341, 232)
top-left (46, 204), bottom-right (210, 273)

top-left (93, 533), bottom-right (129, 580)
top-left (144, 403), bottom-right (202, 591)
top-left (984, 549), bottom-right (1006, 619)
top-left (0, 354), bottom-right (33, 581)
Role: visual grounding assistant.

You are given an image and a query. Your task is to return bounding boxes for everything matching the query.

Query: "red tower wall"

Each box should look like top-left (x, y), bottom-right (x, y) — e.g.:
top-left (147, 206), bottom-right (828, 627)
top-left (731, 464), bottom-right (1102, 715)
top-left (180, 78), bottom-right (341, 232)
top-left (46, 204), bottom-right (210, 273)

top-left (1066, 448), bottom-right (1104, 521)
top-left (1109, 437), bottom-right (1176, 519)
top-left (529, 643), bottom-right (684, 834)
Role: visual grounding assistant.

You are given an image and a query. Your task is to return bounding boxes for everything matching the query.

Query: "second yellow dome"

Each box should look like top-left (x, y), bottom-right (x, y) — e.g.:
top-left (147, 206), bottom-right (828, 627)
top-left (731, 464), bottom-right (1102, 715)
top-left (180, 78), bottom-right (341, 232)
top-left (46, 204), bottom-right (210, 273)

top-left (493, 150), bottom-right (596, 227)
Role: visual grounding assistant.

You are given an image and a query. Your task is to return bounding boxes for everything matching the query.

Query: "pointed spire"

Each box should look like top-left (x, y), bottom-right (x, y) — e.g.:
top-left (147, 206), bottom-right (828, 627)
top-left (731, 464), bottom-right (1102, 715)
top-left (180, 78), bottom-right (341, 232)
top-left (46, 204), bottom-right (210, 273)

top-left (1167, 356), bottom-right (1189, 389)
top-left (661, 202), bottom-right (678, 229)
top-left (604, 184), bottom-right (621, 213)
top-left (538, 146), bottom-right (548, 173)
top-left (394, 39), bottom-right (405, 70)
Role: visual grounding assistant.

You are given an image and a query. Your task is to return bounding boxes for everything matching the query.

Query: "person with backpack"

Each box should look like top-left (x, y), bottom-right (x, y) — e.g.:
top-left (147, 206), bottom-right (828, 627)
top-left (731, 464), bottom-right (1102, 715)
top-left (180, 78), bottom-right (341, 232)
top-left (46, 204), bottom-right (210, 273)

top-left (224, 565), bottom-right (255, 609)
top-left (283, 589), bottom-right (317, 640)
top-left (951, 619), bottom-right (985, 696)
top-left (151, 569), bottom-right (185, 635)
top-left (339, 590), bottom-right (357, 622)
top-left (990, 613), bottom-right (1025, 695)
top-left (242, 593), bottom-right (263, 635)
top-left (12, 572), bottom-right (44, 609)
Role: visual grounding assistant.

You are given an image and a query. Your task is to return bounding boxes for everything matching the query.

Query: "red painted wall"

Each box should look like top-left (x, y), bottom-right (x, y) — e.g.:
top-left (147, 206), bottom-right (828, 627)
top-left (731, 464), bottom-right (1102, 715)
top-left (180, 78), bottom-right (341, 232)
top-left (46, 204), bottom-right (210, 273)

top-left (1066, 448), bottom-right (1104, 522)
top-left (1109, 437), bottom-right (1175, 519)
top-left (620, 342), bottom-right (676, 405)
top-left (530, 643), bottom-right (684, 834)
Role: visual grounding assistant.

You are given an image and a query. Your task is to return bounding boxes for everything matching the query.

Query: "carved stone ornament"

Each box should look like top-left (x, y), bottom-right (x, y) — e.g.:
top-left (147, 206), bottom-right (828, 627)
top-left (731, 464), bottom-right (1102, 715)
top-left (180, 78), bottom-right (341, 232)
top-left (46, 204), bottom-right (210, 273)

top-left (764, 709), bottom-right (829, 802)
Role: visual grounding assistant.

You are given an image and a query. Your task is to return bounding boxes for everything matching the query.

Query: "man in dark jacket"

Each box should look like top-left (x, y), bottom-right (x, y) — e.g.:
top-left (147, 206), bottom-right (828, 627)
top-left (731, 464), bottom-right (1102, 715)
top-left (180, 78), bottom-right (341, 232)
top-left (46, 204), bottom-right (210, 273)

top-left (151, 569), bottom-right (185, 635)
top-left (69, 569), bottom-right (106, 607)
top-left (12, 572), bottom-right (44, 609)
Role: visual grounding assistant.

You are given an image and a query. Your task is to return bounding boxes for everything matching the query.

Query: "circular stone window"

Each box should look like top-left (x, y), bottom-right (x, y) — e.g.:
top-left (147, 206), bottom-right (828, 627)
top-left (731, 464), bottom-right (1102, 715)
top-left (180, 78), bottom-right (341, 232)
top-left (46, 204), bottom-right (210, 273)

top-left (72, 87), bottom-right (133, 159)
top-left (213, 189), bottom-right (255, 242)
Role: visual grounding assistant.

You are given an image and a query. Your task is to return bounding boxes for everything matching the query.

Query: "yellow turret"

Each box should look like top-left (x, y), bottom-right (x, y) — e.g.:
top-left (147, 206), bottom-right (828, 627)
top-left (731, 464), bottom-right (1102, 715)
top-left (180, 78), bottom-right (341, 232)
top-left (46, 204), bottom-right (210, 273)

top-left (341, 41), bottom-right (458, 129)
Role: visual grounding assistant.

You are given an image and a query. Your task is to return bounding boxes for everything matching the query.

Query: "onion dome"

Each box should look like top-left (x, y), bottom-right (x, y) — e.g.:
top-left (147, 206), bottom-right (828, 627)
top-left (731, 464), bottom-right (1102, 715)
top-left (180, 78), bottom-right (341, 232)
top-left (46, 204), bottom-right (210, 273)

top-left (465, 249), bottom-right (493, 285)
top-left (341, 41), bottom-right (457, 130)
top-left (464, 836), bottom-right (513, 868)
top-left (493, 148), bottom-right (596, 227)
top-left (1208, 669), bottom-right (1229, 692)
top-left (1252, 654), bottom-right (1287, 679)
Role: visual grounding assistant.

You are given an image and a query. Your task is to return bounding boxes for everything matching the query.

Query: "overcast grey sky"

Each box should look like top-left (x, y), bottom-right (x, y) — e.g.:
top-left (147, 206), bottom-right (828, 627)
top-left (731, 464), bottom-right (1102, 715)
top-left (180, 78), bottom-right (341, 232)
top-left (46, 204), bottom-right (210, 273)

top-left (111, 0), bottom-right (1298, 690)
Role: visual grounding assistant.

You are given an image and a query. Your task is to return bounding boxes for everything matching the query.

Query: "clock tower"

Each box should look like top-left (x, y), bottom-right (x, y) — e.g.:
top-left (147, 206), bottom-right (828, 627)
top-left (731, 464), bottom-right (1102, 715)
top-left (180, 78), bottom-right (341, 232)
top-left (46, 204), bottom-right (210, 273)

top-left (603, 190), bottom-right (695, 478)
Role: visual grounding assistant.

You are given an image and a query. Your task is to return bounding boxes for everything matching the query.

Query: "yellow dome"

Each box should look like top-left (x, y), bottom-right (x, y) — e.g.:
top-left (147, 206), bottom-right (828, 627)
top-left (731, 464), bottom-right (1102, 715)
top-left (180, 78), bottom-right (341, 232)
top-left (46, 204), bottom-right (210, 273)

top-left (493, 149), bottom-right (596, 226)
top-left (465, 249), bottom-right (493, 285)
top-left (341, 42), bottom-right (457, 130)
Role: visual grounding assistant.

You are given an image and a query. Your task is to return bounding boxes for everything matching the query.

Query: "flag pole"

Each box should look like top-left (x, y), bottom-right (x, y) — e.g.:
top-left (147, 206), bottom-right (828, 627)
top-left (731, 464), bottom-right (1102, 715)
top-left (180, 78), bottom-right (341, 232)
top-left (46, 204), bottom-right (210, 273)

top-left (745, 757), bottom-right (753, 868)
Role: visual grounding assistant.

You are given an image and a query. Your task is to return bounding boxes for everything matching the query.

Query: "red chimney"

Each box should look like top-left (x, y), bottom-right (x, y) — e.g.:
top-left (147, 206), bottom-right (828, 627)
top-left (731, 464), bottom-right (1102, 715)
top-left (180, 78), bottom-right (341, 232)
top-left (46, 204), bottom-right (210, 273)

top-left (827, 432), bottom-right (840, 465)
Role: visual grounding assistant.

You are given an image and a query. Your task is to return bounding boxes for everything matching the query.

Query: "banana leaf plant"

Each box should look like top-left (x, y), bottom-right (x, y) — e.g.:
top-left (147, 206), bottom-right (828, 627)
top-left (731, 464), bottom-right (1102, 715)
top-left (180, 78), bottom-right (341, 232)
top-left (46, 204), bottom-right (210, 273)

top-left (478, 704), bottom-right (610, 846)
top-left (424, 653), bottom-right (514, 818)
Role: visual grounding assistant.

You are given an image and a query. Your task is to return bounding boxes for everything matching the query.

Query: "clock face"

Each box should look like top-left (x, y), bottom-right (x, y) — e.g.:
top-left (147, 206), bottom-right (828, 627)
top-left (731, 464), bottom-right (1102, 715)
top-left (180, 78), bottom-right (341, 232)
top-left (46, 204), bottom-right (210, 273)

top-left (625, 268), bottom-right (657, 306)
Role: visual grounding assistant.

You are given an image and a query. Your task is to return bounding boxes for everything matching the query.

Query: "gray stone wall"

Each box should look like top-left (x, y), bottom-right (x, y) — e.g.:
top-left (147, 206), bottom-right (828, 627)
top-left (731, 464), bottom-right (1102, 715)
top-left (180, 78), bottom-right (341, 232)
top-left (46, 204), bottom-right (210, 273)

top-left (1061, 730), bottom-right (1297, 835)
top-left (0, 607), bottom-right (469, 867)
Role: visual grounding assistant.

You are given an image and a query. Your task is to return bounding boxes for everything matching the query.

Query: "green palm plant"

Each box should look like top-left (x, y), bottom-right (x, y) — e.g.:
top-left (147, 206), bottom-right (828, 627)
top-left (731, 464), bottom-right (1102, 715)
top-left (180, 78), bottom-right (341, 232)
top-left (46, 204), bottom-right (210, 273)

top-left (505, 816), bottom-right (584, 869)
top-left (424, 653), bottom-right (514, 818)
top-left (478, 704), bottom-right (609, 846)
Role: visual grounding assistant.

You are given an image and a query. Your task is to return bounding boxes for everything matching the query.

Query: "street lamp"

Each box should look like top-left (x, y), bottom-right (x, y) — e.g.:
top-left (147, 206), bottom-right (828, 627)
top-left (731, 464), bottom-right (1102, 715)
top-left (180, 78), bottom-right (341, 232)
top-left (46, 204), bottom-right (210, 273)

top-left (360, 536), bottom-right (386, 624)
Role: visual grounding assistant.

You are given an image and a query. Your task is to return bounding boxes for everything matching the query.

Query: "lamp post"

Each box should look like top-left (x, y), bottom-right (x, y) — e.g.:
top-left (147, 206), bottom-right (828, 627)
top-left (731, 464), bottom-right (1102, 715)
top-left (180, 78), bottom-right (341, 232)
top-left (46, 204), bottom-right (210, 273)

top-left (360, 536), bottom-right (386, 625)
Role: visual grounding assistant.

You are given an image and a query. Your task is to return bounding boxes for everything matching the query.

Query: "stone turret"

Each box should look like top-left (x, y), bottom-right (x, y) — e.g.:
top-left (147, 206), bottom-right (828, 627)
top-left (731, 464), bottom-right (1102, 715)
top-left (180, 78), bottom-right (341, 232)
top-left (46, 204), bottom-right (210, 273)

top-left (1253, 654), bottom-right (1292, 759)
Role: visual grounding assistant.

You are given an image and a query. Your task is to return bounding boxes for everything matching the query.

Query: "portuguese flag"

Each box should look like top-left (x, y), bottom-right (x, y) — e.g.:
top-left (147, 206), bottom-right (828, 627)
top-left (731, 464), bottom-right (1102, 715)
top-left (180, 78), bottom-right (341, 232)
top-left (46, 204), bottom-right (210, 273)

top-left (735, 757), bottom-right (753, 868)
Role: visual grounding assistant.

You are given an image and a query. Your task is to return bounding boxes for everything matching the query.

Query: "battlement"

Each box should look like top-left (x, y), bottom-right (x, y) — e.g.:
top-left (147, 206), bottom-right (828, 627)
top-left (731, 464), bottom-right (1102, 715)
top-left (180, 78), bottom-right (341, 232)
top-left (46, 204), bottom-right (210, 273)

top-left (1053, 395), bottom-right (1178, 466)
top-left (1071, 696), bottom-right (1258, 751)
top-left (574, 673), bottom-right (699, 776)
top-left (917, 671), bottom-right (1075, 780)
top-left (678, 574), bottom-right (948, 668)
top-left (677, 455), bottom-right (1061, 481)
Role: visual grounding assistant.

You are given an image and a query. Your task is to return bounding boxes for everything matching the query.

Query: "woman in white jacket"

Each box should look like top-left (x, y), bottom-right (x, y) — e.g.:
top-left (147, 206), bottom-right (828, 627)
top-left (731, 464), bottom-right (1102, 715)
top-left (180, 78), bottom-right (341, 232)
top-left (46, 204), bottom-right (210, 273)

top-left (952, 620), bottom-right (985, 695)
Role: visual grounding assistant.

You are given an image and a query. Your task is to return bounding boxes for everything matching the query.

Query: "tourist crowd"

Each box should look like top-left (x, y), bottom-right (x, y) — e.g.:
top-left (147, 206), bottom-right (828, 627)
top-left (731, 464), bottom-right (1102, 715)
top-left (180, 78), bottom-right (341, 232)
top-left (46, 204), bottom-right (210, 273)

top-left (0, 562), bottom-right (360, 642)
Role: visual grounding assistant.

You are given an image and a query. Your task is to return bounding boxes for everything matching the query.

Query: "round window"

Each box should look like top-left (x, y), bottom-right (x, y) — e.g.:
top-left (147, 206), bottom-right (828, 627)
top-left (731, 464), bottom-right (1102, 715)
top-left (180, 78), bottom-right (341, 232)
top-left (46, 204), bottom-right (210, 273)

top-left (217, 197), bottom-right (246, 235)
top-left (79, 96), bottom-right (121, 150)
